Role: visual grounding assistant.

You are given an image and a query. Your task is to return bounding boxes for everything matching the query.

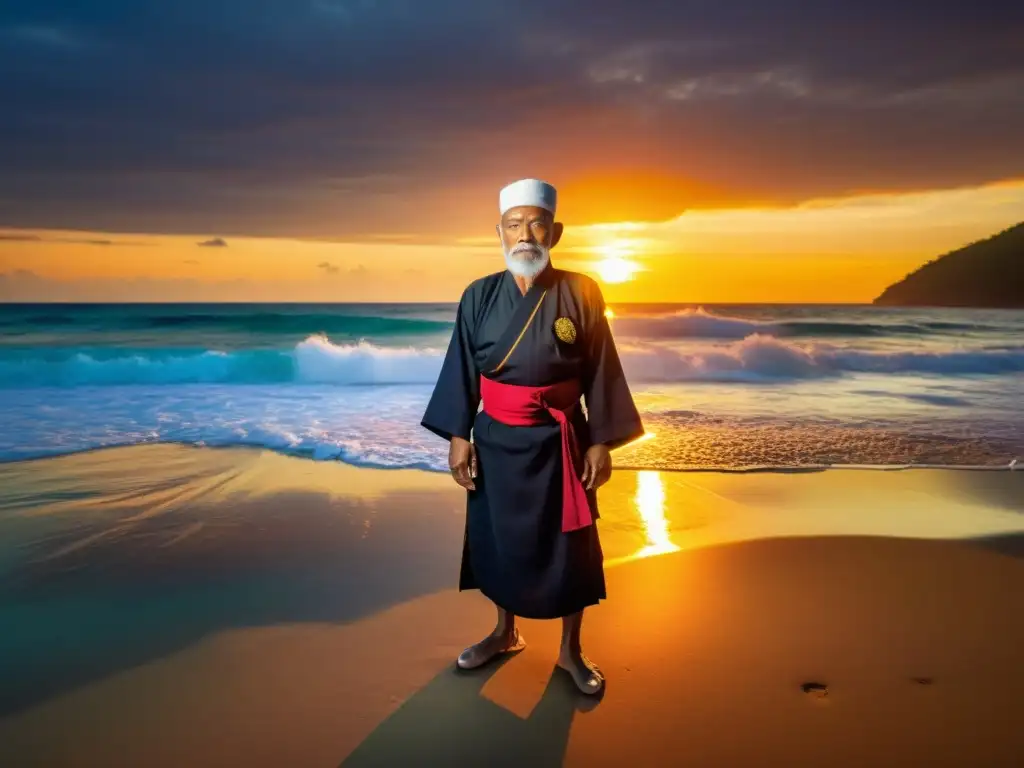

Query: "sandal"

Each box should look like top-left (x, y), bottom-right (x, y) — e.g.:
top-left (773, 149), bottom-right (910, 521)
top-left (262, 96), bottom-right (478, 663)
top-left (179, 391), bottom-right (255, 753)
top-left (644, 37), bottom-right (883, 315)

top-left (455, 628), bottom-right (527, 670)
top-left (556, 653), bottom-right (605, 695)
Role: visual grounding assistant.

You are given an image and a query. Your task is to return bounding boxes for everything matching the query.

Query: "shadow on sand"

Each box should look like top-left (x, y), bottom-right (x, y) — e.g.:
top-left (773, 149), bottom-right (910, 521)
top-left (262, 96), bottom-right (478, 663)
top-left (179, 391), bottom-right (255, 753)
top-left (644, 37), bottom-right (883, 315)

top-left (340, 657), bottom-right (600, 768)
top-left (0, 485), bottom-right (466, 719)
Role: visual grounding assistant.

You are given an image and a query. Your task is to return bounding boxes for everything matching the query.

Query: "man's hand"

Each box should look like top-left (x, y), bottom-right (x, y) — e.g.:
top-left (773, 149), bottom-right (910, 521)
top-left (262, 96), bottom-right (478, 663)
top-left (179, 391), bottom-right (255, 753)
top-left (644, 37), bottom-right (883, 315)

top-left (449, 436), bottom-right (478, 491)
top-left (580, 444), bottom-right (612, 491)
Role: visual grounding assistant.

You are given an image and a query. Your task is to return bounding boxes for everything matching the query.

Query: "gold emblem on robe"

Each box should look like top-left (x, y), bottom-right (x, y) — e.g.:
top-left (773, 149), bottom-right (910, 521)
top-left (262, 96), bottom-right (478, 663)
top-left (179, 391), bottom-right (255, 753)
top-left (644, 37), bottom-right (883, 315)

top-left (553, 316), bottom-right (577, 344)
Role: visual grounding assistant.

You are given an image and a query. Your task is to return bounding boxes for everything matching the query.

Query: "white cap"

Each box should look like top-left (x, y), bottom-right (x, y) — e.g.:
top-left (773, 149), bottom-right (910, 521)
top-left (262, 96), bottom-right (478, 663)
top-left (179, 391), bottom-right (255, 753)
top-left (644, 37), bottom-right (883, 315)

top-left (499, 178), bottom-right (557, 216)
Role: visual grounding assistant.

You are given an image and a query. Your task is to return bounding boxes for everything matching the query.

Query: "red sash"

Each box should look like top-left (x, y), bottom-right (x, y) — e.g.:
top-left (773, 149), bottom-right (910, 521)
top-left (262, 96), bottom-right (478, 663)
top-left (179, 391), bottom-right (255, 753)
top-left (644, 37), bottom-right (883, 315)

top-left (479, 376), bottom-right (593, 533)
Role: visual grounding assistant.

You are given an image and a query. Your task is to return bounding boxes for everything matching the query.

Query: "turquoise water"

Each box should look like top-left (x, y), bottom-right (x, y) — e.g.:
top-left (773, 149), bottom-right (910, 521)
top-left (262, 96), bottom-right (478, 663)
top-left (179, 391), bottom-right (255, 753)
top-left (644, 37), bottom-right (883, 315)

top-left (1, 302), bottom-right (1022, 469)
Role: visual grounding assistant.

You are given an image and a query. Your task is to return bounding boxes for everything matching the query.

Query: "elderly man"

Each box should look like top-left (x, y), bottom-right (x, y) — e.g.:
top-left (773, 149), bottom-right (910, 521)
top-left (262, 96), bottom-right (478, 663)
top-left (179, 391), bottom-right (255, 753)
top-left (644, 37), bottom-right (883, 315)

top-left (421, 178), bottom-right (644, 695)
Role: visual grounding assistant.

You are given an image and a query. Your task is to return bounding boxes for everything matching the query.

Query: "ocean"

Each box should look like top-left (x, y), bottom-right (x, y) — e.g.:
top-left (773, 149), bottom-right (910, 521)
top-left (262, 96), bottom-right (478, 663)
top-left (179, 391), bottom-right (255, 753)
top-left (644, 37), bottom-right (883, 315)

top-left (1, 302), bottom-right (1022, 471)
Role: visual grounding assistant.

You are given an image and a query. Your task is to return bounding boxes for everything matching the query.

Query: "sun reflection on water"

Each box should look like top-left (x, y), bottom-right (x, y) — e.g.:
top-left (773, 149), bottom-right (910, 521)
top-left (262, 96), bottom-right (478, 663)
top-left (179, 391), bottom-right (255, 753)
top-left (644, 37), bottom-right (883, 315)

top-left (632, 470), bottom-right (680, 560)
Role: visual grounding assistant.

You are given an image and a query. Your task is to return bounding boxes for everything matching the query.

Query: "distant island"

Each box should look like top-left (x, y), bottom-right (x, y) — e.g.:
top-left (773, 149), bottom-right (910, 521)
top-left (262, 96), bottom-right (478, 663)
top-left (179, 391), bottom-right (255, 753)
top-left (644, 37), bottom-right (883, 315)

top-left (873, 221), bottom-right (1024, 308)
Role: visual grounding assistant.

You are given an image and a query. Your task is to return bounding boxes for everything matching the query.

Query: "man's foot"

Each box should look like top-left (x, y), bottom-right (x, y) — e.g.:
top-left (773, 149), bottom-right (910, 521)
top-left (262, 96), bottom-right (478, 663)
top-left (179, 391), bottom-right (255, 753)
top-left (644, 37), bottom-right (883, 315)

top-left (455, 627), bottom-right (526, 670)
top-left (556, 650), bottom-right (605, 695)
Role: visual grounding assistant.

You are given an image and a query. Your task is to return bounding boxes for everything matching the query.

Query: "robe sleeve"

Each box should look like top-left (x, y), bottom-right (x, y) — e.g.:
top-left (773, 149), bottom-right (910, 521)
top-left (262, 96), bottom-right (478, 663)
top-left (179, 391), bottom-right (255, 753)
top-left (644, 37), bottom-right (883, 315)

top-left (581, 282), bottom-right (645, 450)
top-left (421, 287), bottom-right (481, 442)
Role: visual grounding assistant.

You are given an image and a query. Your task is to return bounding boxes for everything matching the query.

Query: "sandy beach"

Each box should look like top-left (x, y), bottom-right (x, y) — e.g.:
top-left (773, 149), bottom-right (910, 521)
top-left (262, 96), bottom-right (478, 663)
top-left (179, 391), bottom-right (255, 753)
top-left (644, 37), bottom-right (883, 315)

top-left (1, 444), bottom-right (1023, 767)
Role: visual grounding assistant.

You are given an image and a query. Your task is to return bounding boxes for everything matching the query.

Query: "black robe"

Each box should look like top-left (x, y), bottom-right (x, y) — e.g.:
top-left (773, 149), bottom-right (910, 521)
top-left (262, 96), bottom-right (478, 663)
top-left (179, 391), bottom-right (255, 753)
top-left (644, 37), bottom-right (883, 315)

top-left (421, 267), bottom-right (644, 619)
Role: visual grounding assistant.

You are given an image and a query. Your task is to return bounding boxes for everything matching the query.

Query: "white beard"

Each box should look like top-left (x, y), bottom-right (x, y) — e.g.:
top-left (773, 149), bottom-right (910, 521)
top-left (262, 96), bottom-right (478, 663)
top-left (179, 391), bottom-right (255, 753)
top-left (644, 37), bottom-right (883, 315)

top-left (503, 243), bottom-right (550, 279)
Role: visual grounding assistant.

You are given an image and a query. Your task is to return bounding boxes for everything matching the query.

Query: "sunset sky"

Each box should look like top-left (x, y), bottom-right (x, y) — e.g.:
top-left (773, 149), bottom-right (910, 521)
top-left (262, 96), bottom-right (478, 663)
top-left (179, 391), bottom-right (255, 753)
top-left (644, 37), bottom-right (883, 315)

top-left (2, 0), bottom-right (1023, 303)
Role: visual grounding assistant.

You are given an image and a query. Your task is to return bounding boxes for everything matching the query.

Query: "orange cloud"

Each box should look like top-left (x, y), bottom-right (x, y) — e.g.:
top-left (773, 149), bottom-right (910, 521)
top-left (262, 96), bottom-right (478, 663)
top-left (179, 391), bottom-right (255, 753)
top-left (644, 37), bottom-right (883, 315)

top-left (557, 171), bottom-right (748, 225)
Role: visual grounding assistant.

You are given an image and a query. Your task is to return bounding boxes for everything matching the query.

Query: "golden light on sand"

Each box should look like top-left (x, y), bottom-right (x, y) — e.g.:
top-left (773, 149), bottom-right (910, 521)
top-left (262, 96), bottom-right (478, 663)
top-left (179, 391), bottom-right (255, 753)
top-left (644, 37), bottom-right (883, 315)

top-left (632, 470), bottom-right (680, 560)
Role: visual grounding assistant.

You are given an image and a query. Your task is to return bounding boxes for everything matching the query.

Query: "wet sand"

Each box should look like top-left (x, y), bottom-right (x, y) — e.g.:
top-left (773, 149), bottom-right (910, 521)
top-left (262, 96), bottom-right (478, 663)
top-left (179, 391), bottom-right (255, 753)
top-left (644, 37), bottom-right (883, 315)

top-left (1, 445), bottom-right (1022, 767)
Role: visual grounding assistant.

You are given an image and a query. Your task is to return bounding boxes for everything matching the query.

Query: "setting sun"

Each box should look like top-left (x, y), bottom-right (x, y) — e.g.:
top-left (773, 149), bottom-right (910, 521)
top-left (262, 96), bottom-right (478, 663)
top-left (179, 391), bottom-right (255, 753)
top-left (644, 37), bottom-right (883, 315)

top-left (595, 256), bottom-right (641, 284)
top-left (590, 239), bottom-right (645, 284)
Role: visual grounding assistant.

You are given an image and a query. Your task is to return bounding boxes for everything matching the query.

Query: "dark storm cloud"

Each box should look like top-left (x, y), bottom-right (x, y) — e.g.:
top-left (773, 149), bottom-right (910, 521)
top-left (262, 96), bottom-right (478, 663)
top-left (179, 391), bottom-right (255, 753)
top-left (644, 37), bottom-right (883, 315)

top-left (0, 0), bottom-right (1022, 236)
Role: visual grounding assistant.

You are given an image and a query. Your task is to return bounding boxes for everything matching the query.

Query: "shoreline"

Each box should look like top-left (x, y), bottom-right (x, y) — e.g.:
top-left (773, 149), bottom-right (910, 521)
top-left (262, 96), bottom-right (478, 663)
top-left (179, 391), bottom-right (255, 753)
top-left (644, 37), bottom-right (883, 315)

top-left (3, 442), bottom-right (1023, 592)
top-left (0, 439), bottom-right (1018, 472)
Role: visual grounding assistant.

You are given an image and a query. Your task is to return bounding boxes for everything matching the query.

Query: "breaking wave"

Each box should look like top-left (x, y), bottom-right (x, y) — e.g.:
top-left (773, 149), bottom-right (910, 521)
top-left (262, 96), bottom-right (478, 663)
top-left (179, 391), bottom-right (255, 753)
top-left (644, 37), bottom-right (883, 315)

top-left (610, 306), bottom-right (1001, 340)
top-left (1, 333), bottom-right (1023, 387)
top-left (617, 335), bottom-right (1024, 381)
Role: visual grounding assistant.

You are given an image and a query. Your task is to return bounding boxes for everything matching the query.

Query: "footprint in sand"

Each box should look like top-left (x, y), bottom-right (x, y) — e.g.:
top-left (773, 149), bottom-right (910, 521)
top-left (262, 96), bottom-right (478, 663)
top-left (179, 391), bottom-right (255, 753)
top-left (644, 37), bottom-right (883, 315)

top-left (911, 676), bottom-right (934, 686)
top-left (800, 681), bottom-right (829, 703)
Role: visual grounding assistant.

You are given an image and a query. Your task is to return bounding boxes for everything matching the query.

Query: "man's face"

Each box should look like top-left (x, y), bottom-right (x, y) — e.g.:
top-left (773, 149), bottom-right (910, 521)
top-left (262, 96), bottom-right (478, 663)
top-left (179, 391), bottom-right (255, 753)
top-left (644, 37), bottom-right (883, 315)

top-left (497, 206), bottom-right (563, 279)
